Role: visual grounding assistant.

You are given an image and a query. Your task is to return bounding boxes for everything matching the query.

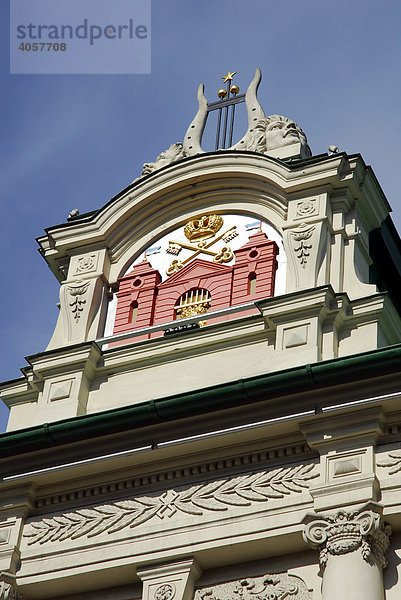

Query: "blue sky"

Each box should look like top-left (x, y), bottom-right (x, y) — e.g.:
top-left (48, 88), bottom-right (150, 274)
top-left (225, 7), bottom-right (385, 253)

top-left (1, 0), bottom-right (401, 430)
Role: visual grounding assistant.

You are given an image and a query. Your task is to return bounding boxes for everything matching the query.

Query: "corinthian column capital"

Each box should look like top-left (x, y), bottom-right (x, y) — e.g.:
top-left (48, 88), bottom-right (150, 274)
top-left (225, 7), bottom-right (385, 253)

top-left (303, 507), bottom-right (391, 570)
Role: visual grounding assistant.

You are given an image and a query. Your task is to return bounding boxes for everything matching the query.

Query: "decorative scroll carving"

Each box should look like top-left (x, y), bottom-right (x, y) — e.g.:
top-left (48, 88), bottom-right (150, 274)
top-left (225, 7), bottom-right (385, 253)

top-left (303, 509), bottom-right (391, 570)
top-left (377, 450), bottom-right (401, 474)
top-left (195, 573), bottom-right (311, 600)
top-left (289, 225), bottom-right (314, 268)
top-left (67, 282), bottom-right (89, 322)
top-left (25, 463), bottom-right (317, 545)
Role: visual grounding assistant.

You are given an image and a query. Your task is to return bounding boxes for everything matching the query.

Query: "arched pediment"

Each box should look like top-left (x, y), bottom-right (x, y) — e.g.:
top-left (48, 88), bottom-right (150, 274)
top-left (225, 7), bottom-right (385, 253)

top-left (39, 151), bottom-right (335, 283)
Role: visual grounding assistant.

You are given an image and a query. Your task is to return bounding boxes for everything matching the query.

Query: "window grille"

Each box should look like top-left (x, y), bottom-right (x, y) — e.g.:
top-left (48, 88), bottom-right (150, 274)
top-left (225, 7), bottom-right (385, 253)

top-left (175, 289), bottom-right (211, 326)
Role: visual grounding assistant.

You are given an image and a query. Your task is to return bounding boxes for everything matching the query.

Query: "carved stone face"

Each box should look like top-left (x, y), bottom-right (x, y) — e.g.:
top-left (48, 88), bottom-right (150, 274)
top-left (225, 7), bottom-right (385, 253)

top-left (264, 117), bottom-right (305, 150)
top-left (250, 115), bottom-right (310, 157)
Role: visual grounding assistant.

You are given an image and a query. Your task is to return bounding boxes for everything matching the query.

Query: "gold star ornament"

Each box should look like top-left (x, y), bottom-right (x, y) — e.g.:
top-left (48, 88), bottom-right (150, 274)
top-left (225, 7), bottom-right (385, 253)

top-left (221, 71), bottom-right (237, 83)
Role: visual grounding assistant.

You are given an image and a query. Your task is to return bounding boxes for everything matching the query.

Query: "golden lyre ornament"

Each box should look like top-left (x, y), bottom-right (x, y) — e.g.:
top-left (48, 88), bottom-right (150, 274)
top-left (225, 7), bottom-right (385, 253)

top-left (217, 89), bottom-right (227, 99)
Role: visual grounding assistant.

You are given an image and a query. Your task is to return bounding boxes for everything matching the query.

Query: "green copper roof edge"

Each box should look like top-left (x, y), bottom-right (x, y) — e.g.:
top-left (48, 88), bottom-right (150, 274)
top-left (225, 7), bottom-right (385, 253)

top-left (1, 343), bottom-right (401, 459)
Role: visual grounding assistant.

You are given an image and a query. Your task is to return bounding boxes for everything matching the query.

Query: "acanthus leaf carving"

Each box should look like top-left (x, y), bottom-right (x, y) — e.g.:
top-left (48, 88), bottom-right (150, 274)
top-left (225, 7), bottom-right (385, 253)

top-left (24, 463), bottom-right (318, 545)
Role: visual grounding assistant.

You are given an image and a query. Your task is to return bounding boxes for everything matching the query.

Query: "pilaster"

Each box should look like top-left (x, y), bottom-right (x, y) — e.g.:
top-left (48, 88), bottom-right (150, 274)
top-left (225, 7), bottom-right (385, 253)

top-left (300, 407), bottom-right (383, 511)
top-left (0, 484), bottom-right (35, 600)
top-left (137, 559), bottom-right (202, 600)
top-left (47, 248), bottom-right (110, 349)
top-left (29, 342), bottom-right (101, 424)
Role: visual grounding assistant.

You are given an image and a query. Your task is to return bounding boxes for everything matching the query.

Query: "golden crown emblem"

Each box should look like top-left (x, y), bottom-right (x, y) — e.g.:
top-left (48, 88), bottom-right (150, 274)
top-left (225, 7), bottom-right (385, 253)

top-left (184, 214), bottom-right (223, 243)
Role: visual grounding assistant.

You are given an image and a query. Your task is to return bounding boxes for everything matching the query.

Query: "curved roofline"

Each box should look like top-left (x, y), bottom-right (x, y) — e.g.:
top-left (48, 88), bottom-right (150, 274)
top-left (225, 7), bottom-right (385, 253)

top-left (39, 150), bottom-right (349, 235)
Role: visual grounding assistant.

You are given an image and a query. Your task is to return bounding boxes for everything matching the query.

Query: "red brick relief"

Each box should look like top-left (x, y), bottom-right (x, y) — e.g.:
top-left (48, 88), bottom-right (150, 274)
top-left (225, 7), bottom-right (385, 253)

top-left (112, 233), bottom-right (278, 340)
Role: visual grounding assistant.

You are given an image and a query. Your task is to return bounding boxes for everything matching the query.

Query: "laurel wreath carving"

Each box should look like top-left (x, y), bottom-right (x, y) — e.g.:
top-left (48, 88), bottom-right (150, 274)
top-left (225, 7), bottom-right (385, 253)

top-left (24, 464), bottom-right (317, 545)
top-left (377, 451), bottom-right (401, 474)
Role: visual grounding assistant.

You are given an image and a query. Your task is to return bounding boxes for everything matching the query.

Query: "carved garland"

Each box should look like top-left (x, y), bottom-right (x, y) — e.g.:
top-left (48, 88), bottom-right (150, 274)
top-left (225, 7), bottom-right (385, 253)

top-left (289, 226), bottom-right (314, 268)
top-left (25, 464), bottom-right (317, 545)
top-left (67, 282), bottom-right (89, 322)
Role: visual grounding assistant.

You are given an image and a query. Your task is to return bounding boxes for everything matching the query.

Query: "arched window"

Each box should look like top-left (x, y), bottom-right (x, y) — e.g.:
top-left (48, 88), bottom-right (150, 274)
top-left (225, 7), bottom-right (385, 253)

top-left (175, 288), bottom-right (211, 326)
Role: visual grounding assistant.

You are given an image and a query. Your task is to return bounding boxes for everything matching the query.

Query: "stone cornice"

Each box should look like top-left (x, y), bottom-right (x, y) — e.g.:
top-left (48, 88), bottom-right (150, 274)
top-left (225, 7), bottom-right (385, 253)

top-left (32, 448), bottom-right (316, 513)
top-left (36, 152), bottom-right (381, 282)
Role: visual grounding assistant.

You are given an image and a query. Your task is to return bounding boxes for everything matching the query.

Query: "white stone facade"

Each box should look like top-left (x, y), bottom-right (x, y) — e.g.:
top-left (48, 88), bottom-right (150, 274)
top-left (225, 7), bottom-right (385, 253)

top-left (2, 73), bottom-right (401, 600)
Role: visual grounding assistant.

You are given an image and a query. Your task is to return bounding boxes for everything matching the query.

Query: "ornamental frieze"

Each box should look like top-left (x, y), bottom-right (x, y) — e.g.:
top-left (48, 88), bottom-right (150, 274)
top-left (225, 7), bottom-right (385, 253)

top-left (24, 463), bottom-right (317, 545)
top-left (195, 573), bottom-right (311, 600)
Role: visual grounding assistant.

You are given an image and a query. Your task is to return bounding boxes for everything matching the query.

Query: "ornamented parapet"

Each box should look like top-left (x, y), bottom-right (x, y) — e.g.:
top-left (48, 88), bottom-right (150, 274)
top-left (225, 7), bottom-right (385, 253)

top-left (303, 508), bottom-right (391, 570)
top-left (195, 573), bottom-right (311, 600)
